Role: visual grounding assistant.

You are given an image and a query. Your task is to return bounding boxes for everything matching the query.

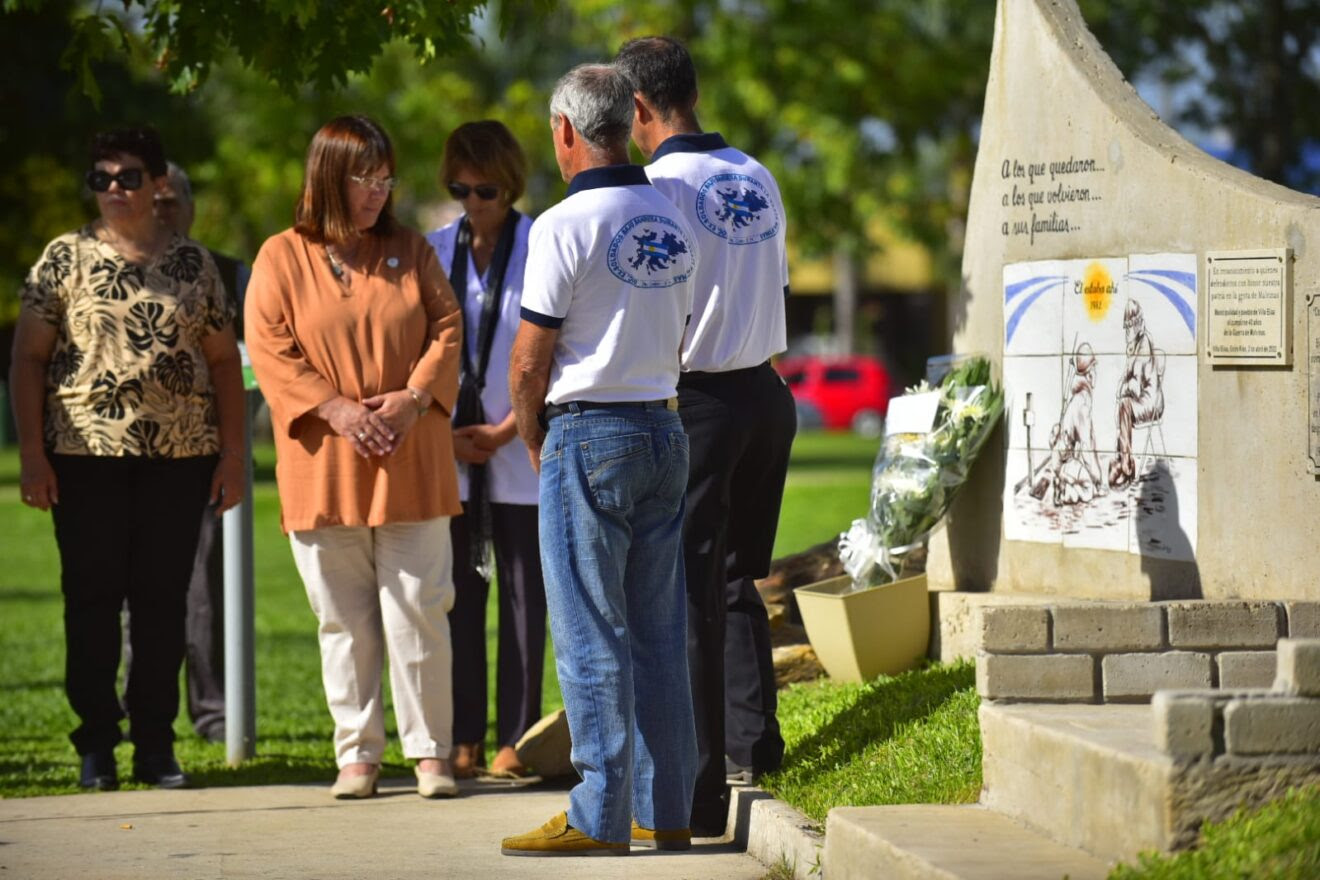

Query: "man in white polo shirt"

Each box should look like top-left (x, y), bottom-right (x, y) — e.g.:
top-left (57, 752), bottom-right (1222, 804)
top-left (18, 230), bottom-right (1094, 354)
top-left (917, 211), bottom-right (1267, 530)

top-left (503, 62), bottom-right (699, 857)
top-left (616, 35), bottom-right (797, 837)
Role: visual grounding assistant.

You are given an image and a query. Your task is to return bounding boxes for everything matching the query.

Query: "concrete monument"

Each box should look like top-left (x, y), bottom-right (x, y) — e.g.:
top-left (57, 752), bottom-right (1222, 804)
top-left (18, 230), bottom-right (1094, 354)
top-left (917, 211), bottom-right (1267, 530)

top-left (928, 0), bottom-right (1320, 602)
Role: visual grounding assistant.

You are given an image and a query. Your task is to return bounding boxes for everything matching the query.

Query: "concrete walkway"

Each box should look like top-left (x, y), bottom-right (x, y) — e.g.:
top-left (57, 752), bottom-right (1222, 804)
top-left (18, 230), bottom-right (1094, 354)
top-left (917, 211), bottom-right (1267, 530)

top-left (0, 776), bottom-right (768, 880)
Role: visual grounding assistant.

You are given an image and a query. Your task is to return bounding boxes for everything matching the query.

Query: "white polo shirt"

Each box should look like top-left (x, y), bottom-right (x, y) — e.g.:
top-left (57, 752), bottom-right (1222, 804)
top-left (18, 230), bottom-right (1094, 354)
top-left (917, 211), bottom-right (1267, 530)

top-left (645, 132), bottom-right (789, 373)
top-left (521, 164), bottom-right (696, 405)
top-left (427, 212), bottom-right (539, 505)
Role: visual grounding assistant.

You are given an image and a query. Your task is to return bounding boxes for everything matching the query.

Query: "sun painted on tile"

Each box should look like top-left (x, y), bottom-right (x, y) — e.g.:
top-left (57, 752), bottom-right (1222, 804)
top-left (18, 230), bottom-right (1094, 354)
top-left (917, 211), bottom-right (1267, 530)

top-left (1079, 261), bottom-right (1116, 323)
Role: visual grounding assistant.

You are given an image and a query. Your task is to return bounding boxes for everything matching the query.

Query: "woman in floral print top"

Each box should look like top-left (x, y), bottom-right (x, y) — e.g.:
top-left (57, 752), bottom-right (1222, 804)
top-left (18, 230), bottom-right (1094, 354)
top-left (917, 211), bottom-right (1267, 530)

top-left (9, 127), bottom-right (245, 792)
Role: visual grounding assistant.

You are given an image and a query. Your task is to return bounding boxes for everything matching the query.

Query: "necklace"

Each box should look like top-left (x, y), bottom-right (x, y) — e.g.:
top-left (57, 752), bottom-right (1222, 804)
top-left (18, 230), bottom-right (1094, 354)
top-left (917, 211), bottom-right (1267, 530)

top-left (326, 245), bottom-right (348, 281)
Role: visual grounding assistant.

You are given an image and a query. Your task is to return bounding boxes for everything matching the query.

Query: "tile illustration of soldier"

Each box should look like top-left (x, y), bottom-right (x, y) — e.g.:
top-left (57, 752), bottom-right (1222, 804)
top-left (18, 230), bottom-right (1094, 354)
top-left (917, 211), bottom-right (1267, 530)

top-left (1110, 298), bottom-right (1165, 489)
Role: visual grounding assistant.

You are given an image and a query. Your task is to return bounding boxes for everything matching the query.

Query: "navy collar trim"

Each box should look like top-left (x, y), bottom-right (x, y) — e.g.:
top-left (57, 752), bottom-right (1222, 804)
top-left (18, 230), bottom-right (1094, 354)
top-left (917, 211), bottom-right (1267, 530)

top-left (565, 164), bottom-right (650, 197)
top-left (651, 132), bottom-right (729, 161)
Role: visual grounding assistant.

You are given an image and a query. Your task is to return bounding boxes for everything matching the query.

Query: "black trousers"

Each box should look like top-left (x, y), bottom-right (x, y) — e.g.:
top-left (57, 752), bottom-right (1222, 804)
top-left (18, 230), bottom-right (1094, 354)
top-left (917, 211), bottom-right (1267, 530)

top-left (184, 504), bottom-right (226, 738)
top-left (448, 502), bottom-right (547, 747)
top-left (679, 362), bottom-right (797, 831)
top-left (51, 453), bottom-right (214, 756)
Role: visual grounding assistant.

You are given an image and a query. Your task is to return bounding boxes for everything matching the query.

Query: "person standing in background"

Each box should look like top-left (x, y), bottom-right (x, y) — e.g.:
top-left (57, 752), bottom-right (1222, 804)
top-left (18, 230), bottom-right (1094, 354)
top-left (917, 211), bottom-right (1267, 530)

top-left (153, 160), bottom-right (250, 743)
top-left (617, 35), bottom-right (797, 836)
top-left (426, 121), bottom-right (546, 781)
top-left (11, 127), bottom-right (245, 791)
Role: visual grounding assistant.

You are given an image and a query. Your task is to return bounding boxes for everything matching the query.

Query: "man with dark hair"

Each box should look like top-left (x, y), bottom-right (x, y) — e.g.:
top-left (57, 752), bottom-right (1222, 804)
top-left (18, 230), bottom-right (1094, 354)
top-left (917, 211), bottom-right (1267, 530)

top-left (616, 35), bottom-right (797, 837)
top-left (153, 161), bottom-right (250, 743)
top-left (503, 62), bottom-right (699, 857)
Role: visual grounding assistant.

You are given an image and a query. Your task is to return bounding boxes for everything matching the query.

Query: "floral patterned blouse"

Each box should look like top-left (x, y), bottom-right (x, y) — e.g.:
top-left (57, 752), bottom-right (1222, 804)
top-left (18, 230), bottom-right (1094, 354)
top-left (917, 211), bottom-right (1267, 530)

top-left (20, 224), bottom-right (235, 458)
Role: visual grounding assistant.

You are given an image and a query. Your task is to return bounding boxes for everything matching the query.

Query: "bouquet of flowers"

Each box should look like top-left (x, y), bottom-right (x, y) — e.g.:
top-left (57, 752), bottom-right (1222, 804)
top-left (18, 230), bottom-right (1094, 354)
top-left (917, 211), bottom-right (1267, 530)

top-left (837, 356), bottom-right (1004, 590)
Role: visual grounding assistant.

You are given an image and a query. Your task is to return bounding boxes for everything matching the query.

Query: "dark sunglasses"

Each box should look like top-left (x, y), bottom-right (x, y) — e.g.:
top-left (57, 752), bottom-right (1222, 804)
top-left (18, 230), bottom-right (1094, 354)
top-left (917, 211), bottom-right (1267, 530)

top-left (86, 168), bottom-right (145, 192)
top-left (447, 181), bottom-right (499, 201)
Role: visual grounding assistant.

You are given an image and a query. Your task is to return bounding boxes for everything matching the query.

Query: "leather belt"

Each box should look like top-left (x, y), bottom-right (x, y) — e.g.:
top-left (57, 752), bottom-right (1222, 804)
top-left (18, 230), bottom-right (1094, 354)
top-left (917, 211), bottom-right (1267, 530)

top-left (542, 398), bottom-right (678, 424)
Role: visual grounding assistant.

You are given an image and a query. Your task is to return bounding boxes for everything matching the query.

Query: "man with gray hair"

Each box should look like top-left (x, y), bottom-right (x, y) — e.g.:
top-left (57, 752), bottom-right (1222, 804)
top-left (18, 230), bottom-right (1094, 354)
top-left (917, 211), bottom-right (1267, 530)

top-left (152, 161), bottom-right (250, 743)
top-left (504, 62), bottom-right (699, 857)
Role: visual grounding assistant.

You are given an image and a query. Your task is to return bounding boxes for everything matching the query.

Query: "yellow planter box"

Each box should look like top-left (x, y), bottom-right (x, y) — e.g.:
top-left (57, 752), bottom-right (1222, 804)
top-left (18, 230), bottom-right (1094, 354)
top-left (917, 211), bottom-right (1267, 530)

top-left (793, 573), bottom-right (931, 682)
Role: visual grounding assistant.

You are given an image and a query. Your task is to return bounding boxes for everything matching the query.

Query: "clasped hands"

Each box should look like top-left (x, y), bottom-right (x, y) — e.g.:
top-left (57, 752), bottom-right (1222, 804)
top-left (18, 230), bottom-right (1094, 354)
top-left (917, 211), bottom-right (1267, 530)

top-left (320, 389), bottom-right (428, 458)
top-left (453, 421), bottom-right (515, 465)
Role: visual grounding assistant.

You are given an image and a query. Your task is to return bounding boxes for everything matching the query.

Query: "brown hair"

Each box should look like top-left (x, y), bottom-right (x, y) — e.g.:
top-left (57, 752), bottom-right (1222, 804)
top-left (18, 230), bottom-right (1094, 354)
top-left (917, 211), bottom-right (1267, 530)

top-left (294, 115), bottom-right (396, 244)
top-left (440, 121), bottom-right (527, 206)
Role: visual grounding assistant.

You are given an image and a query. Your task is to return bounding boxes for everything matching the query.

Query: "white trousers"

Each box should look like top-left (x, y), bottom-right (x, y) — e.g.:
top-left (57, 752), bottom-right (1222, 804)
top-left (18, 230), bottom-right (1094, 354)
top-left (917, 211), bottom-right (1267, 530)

top-left (289, 517), bottom-right (455, 766)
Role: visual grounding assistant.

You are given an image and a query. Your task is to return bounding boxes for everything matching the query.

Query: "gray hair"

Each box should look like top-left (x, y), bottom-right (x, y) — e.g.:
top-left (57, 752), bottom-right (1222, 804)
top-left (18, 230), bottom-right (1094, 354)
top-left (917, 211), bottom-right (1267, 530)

top-left (165, 160), bottom-right (193, 203)
top-left (549, 63), bottom-right (633, 150)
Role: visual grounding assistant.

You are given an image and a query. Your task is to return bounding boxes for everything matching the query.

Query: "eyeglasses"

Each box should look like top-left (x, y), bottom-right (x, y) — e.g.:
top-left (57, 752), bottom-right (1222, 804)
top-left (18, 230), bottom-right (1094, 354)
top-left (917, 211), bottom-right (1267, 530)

top-left (86, 168), bottom-right (145, 192)
top-left (447, 181), bottom-right (500, 201)
top-left (349, 174), bottom-right (398, 193)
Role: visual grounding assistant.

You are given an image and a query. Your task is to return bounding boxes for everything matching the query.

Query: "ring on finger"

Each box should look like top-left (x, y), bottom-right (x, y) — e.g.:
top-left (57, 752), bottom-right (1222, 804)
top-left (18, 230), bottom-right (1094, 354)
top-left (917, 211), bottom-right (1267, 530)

top-left (357, 431), bottom-right (368, 440)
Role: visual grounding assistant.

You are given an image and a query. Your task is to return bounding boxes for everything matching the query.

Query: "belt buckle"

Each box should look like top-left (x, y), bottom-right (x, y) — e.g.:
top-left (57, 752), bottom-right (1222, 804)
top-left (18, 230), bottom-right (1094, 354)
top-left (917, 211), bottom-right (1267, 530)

top-left (666, 398), bottom-right (678, 412)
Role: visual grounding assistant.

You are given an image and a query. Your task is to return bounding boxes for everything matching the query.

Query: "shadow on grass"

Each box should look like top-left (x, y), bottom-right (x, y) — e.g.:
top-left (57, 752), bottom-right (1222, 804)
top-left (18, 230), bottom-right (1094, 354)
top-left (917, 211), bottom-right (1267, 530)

top-left (779, 662), bottom-right (976, 772)
top-left (786, 451), bottom-right (878, 472)
top-left (0, 678), bottom-right (62, 692)
top-left (0, 589), bottom-right (59, 603)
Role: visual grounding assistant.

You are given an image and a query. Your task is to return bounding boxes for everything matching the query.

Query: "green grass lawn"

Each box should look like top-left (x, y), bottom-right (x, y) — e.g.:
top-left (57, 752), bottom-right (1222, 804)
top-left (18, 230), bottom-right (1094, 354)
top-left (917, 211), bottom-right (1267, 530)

top-left (1108, 785), bottom-right (1320, 879)
top-left (761, 661), bottom-right (981, 826)
top-left (0, 428), bottom-right (879, 797)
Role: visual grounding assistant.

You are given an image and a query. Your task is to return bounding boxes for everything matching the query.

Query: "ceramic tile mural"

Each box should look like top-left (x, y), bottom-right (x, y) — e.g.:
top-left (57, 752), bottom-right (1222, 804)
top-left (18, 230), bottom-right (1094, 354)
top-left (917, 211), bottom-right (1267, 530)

top-left (1002, 255), bottom-right (1198, 561)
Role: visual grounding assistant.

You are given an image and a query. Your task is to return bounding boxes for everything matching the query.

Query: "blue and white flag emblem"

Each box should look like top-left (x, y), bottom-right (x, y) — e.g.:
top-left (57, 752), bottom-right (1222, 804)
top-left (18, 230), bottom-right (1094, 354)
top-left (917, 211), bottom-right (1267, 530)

top-left (696, 173), bottom-right (780, 245)
top-left (608, 215), bottom-right (695, 288)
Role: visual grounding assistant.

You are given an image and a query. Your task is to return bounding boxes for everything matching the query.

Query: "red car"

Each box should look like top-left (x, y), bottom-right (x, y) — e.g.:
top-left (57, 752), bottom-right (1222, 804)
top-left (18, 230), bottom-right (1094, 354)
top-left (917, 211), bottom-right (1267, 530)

top-left (775, 354), bottom-right (892, 436)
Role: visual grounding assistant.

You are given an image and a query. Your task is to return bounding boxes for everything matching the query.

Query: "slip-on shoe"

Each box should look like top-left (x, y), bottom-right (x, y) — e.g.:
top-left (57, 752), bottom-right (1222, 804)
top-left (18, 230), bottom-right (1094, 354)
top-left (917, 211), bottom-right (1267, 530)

top-left (132, 753), bottom-right (188, 789)
top-left (330, 765), bottom-right (379, 799)
top-left (501, 811), bottom-right (628, 857)
top-left (415, 765), bottom-right (458, 798)
top-left (630, 820), bottom-right (692, 851)
top-left (79, 750), bottom-right (118, 791)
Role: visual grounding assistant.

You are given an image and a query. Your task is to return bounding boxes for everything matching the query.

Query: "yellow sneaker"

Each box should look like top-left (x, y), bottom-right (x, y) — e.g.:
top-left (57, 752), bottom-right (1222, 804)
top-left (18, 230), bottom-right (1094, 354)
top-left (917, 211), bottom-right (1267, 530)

top-left (501, 811), bottom-right (629, 857)
top-left (630, 820), bottom-right (692, 851)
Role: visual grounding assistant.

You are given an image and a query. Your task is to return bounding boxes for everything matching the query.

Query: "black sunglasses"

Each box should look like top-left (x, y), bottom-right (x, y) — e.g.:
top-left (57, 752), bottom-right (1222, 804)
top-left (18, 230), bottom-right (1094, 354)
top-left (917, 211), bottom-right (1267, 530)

top-left (447, 181), bottom-right (499, 201)
top-left (86, 168), bottom-right (145, 192)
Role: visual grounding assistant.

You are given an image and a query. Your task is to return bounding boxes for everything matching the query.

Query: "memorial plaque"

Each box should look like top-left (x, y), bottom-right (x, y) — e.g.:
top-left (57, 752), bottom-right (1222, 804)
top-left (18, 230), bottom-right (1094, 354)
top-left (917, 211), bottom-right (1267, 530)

top-left (1310, 293), bottom-right (1320, 474)
top-left (1205, 248), bottom-right (1292, 366)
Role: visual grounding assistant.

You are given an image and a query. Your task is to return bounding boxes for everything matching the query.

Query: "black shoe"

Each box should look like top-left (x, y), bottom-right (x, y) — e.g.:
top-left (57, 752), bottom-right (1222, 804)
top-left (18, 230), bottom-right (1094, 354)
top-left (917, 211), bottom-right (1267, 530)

top-left (132, 753), bottom-right (189, 789)
top-left (690, 798), bottom-right (730, 839)
top-left (197, 721), bottom-right (226, 744)
top-left (79, 751), bottom-right (118, 791)
top-left (725, 756), bottom-right (756, 785)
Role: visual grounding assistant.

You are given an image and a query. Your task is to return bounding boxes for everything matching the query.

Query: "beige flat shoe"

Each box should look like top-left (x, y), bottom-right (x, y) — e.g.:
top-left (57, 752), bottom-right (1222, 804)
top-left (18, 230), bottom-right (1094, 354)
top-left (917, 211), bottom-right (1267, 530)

top-left (330, 765), bottom-right (379, 799)
top-left (415, 765), bottom-right (459, 798)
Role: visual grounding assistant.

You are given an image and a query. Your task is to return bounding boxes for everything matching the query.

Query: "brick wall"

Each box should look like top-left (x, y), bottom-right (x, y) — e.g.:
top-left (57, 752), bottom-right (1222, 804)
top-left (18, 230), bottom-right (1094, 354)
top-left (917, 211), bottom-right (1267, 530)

top-left (975, 600), bottom-right (1320, 703)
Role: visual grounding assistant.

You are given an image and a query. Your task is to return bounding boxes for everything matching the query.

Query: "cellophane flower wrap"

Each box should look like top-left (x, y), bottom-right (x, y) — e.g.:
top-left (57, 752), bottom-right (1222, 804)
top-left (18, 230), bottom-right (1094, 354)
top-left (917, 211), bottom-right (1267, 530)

top-left (837, 356), bottom-right (1004, 590)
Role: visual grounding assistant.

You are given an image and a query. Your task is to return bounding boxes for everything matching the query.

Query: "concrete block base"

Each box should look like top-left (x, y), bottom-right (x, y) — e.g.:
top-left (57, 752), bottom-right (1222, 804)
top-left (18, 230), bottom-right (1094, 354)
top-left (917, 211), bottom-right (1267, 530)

top-left (929, 590), bottom-right (1056, 663)
top-left (980, 703), bottom-right (1320, 859)
top-left (825, 804), bottom-right (1110, 880)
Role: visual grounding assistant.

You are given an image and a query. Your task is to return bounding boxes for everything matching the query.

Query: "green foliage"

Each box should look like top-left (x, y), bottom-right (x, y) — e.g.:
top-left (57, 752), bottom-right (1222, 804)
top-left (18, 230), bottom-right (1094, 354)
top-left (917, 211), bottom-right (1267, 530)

top-left (1108, 785), bottom-right (1320, 880)
top-left (19, 0), bottom-right (523, 99)
top-left (762, 661), bottom-right (982, 823)
top-left (1080, 0), bottom-right (1320, 190)
top-left (7, 1), bottom-right (1318, 341)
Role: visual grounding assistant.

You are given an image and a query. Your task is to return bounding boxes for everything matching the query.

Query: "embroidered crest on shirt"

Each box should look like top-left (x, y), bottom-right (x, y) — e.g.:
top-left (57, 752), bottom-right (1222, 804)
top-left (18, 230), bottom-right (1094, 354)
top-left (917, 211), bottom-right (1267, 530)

top-left (608, 215), bottom-right (695, 288)
top-left (695, 173), bottom-right (780, 245)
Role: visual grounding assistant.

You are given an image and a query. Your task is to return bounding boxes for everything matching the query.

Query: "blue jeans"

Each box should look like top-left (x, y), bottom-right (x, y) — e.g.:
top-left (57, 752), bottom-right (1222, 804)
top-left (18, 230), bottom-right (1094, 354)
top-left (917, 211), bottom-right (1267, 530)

top-left (538, 407), bottom-right (697, 843)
